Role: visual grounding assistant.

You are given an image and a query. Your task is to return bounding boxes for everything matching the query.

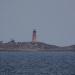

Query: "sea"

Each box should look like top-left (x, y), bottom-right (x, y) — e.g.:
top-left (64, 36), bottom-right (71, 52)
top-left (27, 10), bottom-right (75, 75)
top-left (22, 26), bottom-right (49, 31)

top-left (0, 51), bottom-right (75, 75)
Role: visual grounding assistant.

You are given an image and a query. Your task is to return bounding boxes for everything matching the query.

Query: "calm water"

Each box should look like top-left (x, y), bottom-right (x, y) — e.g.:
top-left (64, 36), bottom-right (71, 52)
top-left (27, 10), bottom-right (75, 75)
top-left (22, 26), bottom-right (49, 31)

top-left (0, 51), bottom-right (75, 75)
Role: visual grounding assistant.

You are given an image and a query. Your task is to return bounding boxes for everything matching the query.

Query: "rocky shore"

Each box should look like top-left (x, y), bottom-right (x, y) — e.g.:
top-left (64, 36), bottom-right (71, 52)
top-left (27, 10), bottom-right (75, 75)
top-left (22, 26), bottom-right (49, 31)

top-left (0, 41), bottom-right (75, 51)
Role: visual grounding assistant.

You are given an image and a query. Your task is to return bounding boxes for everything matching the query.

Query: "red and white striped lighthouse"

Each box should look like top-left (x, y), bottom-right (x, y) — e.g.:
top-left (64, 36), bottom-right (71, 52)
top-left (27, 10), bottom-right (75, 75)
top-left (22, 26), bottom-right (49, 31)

top-left (32, 29), bottom-right (37, 43)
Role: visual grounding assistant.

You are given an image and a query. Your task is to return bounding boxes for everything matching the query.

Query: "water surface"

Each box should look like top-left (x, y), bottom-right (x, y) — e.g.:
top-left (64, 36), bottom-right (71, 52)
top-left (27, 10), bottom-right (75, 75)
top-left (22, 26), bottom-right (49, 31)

top-left (0, 51), bottom-right (75, 75)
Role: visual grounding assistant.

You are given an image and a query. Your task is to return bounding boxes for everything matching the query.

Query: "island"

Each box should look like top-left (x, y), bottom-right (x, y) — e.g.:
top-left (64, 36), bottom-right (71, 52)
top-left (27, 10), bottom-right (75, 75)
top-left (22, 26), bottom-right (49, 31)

top-left (0, 30), bottom-right (75, 52)
top-left (0, 40), bottom-right (75, 51)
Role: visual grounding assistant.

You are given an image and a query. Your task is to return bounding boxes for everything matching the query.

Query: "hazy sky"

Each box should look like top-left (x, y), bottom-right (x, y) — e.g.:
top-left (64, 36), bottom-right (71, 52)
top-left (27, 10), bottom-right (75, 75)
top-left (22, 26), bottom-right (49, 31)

top-left (0, 0), bottom-right (75, 46)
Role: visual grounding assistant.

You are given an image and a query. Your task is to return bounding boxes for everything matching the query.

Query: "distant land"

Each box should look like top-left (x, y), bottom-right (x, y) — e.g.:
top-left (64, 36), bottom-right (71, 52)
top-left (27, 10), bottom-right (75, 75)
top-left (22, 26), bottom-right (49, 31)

top-left (0, 30), bottom-right (75, 52)
top-left (0, 40), bottom-right (75, 52)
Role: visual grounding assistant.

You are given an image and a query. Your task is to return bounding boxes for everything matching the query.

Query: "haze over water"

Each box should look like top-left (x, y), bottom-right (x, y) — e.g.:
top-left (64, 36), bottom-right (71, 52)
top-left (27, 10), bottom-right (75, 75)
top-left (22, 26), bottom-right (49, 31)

top-left (0, 0), bottom-right (75, 46)
top-left (0, 1), bottom-right (75, 75)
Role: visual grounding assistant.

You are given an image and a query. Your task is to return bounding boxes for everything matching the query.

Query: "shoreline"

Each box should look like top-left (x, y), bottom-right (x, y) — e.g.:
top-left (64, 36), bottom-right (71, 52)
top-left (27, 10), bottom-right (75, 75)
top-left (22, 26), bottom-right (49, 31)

top-left (0, 49), bottom-right (75, 52)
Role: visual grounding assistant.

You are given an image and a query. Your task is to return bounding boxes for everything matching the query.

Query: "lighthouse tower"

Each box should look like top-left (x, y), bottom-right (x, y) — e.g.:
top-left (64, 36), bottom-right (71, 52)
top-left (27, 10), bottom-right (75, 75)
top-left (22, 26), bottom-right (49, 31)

top-left (32, 29), bottom-right (37, 43)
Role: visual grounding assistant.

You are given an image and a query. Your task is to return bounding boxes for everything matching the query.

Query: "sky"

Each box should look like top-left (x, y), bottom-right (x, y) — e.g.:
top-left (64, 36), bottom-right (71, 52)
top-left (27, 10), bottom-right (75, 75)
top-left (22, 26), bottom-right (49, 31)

top-left (0, 0), bottom-right (75, 46)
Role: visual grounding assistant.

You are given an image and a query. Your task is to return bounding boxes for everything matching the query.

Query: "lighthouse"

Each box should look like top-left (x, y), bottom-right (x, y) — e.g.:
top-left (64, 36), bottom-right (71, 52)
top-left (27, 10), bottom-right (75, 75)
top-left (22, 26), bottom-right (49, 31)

top-left (32, 29), bottom-right (37, 43)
